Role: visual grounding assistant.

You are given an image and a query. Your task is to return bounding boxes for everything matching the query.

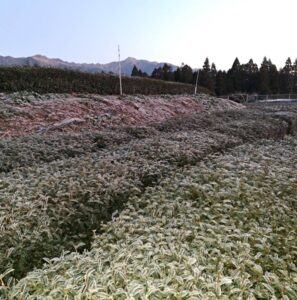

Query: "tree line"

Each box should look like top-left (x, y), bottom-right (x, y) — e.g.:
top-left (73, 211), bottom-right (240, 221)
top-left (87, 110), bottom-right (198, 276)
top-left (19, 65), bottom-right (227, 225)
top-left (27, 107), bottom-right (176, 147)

top-left (131, 57), bottom-right (297, 96)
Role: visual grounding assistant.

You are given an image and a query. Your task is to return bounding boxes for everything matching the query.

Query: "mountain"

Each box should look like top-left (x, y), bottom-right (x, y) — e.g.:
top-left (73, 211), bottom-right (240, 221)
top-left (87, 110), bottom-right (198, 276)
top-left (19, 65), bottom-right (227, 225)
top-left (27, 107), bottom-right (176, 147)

top-left (0, 55), bottom-right (177, 76)
top-left (102, 57), bottom-right (177, 75)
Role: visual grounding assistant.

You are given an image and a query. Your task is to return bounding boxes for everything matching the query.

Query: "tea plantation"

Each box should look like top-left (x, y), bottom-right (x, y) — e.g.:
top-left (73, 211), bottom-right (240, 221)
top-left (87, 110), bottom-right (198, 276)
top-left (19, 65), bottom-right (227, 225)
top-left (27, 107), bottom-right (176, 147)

top-left (0, 98), bottom-right (296, 299)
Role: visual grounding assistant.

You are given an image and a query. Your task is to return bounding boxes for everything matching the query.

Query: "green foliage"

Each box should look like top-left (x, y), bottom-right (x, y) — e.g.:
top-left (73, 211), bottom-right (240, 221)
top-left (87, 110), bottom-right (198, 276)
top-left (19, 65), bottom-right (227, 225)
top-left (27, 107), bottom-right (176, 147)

top-left (0, 101), bottom-right (296, 298)
top-left (131, 65), bottom-right (148, 78)
top-left (0, 131), bottom-right (133, 173)
top-left (199, 58), bottom-right (217, 93)
top-left (7, 137), bottom-right (297, 299)
top-left (0, 67), bottom-right (209, 95)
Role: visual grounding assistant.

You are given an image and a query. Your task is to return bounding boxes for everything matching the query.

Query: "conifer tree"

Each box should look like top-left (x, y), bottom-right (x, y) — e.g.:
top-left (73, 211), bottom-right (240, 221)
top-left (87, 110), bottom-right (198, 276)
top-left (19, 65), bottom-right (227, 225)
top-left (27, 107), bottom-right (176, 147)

top-left (258, 57), bottom-right (271, 94)
top-left (241, 59), bottom-right (258, 93)
top-left (268, 59), bottom-right (279, 94)
top-left (215, 70), bottom-right (227, 95)
top-left (151, 67), bottom-right (164, 80)
top-left (293, 59), bottom-right (297, 93)
top-left (174, 67), bottom-right (181, 82)
top-left (228, 57), bottom-right (242, 92)
top-left (199, 58), bottom-right (215, 93)
top-left (162, 63), bottom-right (174, 81)
top-left (131, 65), bottom-right (140, 77)
top-left (280, 57), bottom-right (293, 93)
top-left (180, 64), bottom-right (193, 83)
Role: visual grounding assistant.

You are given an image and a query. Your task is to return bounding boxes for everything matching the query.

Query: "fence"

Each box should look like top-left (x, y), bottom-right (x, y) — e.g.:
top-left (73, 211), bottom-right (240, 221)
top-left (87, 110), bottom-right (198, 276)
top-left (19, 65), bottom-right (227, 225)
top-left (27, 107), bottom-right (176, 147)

top-left (225, 94), bottom-right (297, 103)
top-left (247, 94), bottom-right (297, 103)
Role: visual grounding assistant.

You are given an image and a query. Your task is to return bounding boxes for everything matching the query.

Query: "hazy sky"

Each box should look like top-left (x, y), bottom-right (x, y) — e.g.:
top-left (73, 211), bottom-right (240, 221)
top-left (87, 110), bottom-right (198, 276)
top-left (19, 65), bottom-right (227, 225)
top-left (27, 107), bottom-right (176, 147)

top-left (1, 0), bottom-right (296, 70)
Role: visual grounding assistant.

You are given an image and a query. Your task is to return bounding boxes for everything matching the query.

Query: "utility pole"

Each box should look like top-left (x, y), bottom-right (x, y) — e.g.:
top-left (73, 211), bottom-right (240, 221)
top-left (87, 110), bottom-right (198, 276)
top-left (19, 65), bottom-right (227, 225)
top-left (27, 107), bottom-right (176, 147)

top-left (118, 45), bottom-right (123, 96)
top-left (194, 69), bottom-right (200, 95)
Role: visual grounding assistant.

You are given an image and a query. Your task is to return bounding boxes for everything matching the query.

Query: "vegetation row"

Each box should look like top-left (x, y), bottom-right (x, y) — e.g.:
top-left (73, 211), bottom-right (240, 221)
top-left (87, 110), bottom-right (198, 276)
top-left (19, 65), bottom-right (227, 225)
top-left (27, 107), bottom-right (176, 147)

top-left (0, 67), bottom-right (209, 95)
top-left (0, 106), bottom-right (295, 292)
top-left (5, 136), bottom-right (297, 299)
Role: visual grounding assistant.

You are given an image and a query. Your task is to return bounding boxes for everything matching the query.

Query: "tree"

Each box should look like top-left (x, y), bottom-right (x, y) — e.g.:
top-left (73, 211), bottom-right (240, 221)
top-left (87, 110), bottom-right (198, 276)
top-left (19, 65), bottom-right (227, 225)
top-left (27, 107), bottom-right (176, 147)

top-left (199, 58), bottom-right (216, 93)
top-left (131, 65), bottom-right (140, 77)
top-left (228, 57), bottom-right (242, 92)
top-left (162, 63), bottom-right (174, 81)
top-left (180, 64), bottom-right (193, 83)
top-left (131, 65), bottom-right (147, 77)
top-left (241, 59), bottom-right (258, 93)
top-left (293, 59), bottom-right (297, 93)
top-left (267, 59), bottom-right (279, 94)
top-left (210, 63), bottom-right (217, 92)
top-left (258, 57), bottom-right (271, 94)
top-left (174, 63), bottom-right (192, 83)
top-left (174, 67), bottom-right (181, 82)
top-left (280, 57), bottom-right (293, 93)
top-left (215, 70), bottom-right (227, 96)
top-left (151, 66), bottom-right (164, 80)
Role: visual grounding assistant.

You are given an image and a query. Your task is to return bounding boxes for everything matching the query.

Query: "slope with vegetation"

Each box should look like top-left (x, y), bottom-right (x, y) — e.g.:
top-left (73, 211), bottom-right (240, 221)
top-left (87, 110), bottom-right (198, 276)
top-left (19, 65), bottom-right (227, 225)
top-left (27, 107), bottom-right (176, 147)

top-left (0, 67), bottom-right (209, 95)
top-left (0, 93), bottom-right (296, 298)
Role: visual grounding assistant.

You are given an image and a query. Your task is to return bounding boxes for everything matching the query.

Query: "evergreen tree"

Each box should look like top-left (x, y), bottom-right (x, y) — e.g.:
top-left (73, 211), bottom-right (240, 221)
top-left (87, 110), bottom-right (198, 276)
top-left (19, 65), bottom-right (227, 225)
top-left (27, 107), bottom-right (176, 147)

top-left (151, 67), bottom-right (164, 80)
top-left (180, 64), bottom-right (193, 83)
top-left (215, 70), bottom-right (227, 95)
top-left (162, 63), bottom-right (174, 81)
top-left (280, 57), bottom-right (293, 93)
top-left (267, 59), bottom-right (279, 94)
top-left (228, 57), bottom-right (242, 92)
top-left (293, 59), bottom-right (297, 93)
top-left (199, 58), bottom-right (210, 86)
top-left (210, 63), bottom-right (217, 92)
top-left (241, 59), bottom-right (258, 93)
top-left (258, 57), bottom-right (271, 94)
top-left (174, 67), bottom-right (181, 82)
top-left (131, 65), bottom-right (147, 77)
top-left (131, 65), bottom-right (140, 77)
top-left (199, 58), bottom-right (215, 92)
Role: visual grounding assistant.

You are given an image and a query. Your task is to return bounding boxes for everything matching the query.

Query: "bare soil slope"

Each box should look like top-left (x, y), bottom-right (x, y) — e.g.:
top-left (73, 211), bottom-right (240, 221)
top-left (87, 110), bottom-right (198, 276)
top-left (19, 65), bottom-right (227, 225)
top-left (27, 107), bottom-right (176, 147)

top-left (0, 93), bottom-right (243, 139)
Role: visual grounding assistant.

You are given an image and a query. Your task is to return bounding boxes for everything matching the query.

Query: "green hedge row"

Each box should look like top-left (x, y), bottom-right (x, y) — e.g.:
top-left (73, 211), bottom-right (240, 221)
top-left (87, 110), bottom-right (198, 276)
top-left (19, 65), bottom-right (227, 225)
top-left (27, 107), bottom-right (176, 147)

top-left (0, 109), bottom-right (292, 174)
top-left (6, 137), bottom-right (297, 299)
top-left (0, 67), bottom-right (210, 95)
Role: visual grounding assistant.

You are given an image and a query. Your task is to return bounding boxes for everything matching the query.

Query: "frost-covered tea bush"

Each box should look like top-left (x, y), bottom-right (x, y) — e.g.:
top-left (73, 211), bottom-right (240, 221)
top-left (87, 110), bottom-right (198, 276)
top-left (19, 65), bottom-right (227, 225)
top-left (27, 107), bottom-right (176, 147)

top-left (154, 109), bottom-right (291, 142)
top-left (5, 137), bottom-right (297, 299)
top-left (0, 108), bottom-right (292, 173)
top-left (0, 127), bottom-right (241, 280)
top-left (0, 103), bottom-right (297, 298)
top-left (0, 131), bottom-right (135, 173)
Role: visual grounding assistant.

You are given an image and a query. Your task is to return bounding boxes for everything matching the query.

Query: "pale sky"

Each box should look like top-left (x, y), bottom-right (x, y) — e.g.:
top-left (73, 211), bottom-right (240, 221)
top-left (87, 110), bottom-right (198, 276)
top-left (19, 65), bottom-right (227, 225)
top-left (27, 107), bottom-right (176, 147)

top-left (1, 0), bottom-right (296, 70)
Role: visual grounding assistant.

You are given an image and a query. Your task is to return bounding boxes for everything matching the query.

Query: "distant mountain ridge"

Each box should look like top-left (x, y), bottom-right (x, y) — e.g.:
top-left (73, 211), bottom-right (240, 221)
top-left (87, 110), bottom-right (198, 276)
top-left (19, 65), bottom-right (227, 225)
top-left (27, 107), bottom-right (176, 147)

top-left (0, 54), bottom-right (177, 76)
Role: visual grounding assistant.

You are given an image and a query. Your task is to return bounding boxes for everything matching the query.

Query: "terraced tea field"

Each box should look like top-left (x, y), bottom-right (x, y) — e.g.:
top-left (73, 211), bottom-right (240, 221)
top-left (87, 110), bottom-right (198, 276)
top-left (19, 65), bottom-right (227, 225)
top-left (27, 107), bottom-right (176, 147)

top-left (0, 93), bottom-right (296, 299)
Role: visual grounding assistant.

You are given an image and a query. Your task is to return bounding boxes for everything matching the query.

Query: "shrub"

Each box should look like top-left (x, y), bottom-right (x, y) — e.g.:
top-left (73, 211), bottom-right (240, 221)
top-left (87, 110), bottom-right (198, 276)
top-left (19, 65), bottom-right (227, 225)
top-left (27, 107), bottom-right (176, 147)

top-left (0, 67), bottom-right (210, 95)
top-left (6, 138), bottom-right (297, 299)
